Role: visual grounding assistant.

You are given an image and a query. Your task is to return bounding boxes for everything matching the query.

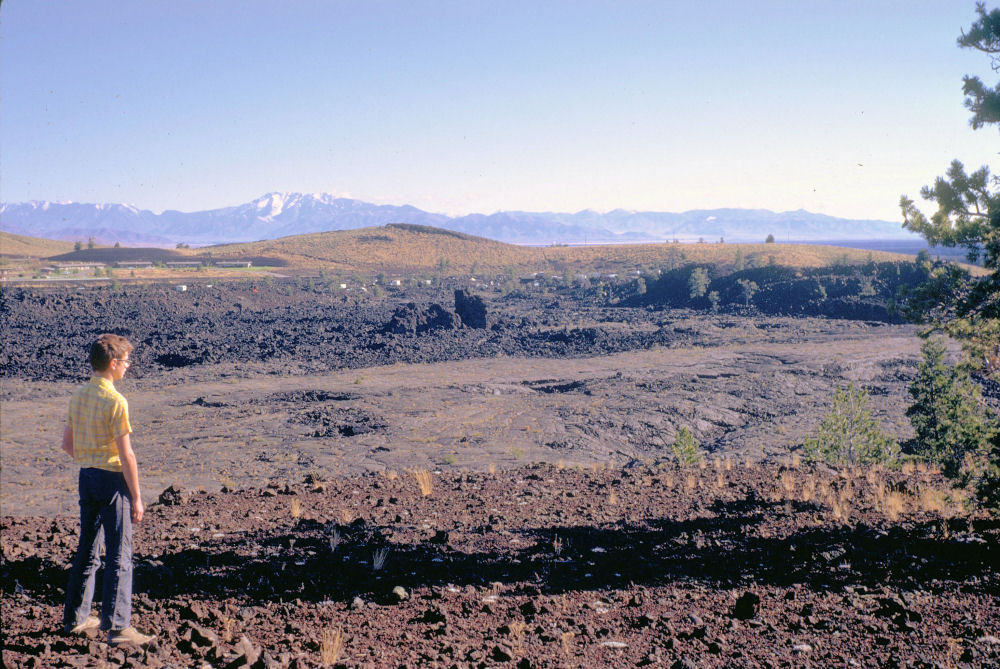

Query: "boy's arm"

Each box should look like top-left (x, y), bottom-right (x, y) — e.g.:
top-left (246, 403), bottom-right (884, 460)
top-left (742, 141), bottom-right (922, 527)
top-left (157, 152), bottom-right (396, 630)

top-left (115, 433), bottom-right (145, 523)
top-left (61, 424), bottom-right (74, 457)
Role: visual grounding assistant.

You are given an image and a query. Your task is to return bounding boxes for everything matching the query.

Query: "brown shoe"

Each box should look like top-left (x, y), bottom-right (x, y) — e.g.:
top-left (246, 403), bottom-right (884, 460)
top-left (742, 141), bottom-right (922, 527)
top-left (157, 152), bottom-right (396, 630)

top-left (108, 626), bottom-right (156, 647)
top-left (65, 615), bottom-right (100, 635)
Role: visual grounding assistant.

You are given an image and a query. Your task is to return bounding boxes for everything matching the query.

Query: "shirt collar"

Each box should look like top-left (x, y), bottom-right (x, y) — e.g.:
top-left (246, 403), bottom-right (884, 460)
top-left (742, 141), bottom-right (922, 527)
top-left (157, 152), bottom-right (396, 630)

top-left (90, 376), bottom-right (116, 390)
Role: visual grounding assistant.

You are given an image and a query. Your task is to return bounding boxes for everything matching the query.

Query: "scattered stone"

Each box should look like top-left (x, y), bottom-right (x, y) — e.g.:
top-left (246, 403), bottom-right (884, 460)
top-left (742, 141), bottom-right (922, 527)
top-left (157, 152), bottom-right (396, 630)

top-left (600, 641), bottom-right (628, 648)
top-left (419, 606), bottom-right (447, 624)
top-left (188, 622), bottom-right (218, 648)
top-left (180, 602), bottom-right (209, 622)
top-left (491, 645), bottom-right (513, 662)
top-left (792, 643), bottom-right (813, 654)
top-left (731, 592), bottom-right (760, 620)
top-left (392, 586), bottom-right (409, 602)
top-left (819, 546), bottom-right (846, 562)
top-left (636, 652), bottom-right (660, 666)
top-left (234, 635), bottom-right (261, 665)
top-left (157, 485), bottom-right (187, 506)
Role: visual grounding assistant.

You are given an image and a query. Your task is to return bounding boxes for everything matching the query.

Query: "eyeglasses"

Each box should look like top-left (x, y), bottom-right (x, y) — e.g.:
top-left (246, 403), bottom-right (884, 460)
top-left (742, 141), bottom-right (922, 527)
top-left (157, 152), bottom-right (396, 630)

top-left (117, 358), bottom-right (131, 367)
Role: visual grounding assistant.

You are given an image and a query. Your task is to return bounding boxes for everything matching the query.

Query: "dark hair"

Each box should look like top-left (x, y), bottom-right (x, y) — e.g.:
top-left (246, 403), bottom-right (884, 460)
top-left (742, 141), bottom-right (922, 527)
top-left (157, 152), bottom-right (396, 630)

top-left (89, 334), bottom-right (133, 372)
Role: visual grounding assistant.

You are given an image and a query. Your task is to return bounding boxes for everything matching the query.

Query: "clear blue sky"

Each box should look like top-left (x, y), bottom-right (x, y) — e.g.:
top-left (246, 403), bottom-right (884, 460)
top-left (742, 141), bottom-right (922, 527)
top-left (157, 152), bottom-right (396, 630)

top-left (2, 1), bottom-right (996, 222)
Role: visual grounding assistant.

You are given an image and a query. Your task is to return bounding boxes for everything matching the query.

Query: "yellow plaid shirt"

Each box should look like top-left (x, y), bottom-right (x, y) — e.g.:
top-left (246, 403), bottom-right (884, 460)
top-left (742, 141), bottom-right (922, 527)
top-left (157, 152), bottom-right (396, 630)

top-left (68, 377), bottom-right (131, 472)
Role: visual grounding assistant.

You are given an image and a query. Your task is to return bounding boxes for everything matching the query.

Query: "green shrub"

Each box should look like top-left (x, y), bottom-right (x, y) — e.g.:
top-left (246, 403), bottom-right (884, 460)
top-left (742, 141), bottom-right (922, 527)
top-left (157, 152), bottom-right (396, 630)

top-left (906, 337), bottom-right (996, 480)
top-left (803, 382), bottom-right (898, 466)
top-left (707, 291), bottom-right (720, 312)
top-left (670, 427), bottom-right (701, 466)
top-left (688, 267), bottom-right (709, 299)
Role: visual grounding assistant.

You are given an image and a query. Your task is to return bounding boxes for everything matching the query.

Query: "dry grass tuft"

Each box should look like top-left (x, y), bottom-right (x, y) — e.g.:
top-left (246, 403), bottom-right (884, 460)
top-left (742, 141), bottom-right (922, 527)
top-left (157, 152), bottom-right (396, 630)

top-left (685, 474), bottom-right (697, 491)
top-left (220, 615), bottom-right (236, 643)
top-left (328, 528), bottom-right (342, 553)
top-left (828, 498), bottom-right (851, 523)
top-left (918, 487), bottom-right (949, 514)
top-left (799, 478), bottom-right (816, 503)
top-left (372, 547), bottom-right (390, 571)
top-left (560, 631), bottom-right (575, 656)
top-left (877, 487), bottom-right (906, 521)
top-left (780, 471), bottom-right (795, 497)
top-left (413, 469), bottom-right (433, 496)
top-left (320, 627), bottom-right (345, 665)
top-left (290, 498), bottom-right (302, 519)
top-left (508, 620), bottom-right (527, 650)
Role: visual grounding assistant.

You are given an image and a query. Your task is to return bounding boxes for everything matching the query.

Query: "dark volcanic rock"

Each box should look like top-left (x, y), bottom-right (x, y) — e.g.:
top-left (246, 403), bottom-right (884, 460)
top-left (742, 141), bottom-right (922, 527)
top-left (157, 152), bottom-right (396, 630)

top-left (157, 485), bottom-right (187, 506)
top-left (385, 302), bottom-right (462, 335)
top-left (732, 592), bottom-right (761, 620)
top-left (454, 290), bottom-right (488, 329)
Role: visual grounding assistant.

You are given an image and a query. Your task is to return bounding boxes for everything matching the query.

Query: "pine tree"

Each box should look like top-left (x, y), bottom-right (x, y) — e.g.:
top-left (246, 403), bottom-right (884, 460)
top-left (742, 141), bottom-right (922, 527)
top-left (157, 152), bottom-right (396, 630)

top-left (670, 427), bottom-right (701, 466)
top-left (906, 337), bottom-right (996, 479)
top-left (736, 278), bottom-right (757, 308)
top-left (688, 267), bottom-right (709, 299)
top-left (803, 383), bottom-right (898, 466)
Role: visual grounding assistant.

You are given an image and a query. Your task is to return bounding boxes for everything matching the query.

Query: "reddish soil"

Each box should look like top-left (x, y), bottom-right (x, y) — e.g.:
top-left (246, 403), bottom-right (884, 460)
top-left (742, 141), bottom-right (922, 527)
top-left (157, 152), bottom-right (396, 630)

top-left (2, 464), bottom-right (998, 668)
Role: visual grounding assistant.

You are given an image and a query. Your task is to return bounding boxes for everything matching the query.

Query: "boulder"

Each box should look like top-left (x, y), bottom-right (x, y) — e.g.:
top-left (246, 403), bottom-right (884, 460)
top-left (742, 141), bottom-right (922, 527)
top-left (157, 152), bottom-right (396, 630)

top-left (454, 290), bottom-right (488, 329)
top-left (385, 303), bottom-right (462, 334)
top-left (157, 485), bottom-right (186, 506)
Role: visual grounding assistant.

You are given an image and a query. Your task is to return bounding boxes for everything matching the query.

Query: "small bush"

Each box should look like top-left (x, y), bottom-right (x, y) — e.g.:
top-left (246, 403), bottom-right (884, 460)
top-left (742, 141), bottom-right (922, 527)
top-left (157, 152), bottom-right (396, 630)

top-left (670, 427), bottom-right (701, 466)
top-left (803, 382), bottom-right (898, 466)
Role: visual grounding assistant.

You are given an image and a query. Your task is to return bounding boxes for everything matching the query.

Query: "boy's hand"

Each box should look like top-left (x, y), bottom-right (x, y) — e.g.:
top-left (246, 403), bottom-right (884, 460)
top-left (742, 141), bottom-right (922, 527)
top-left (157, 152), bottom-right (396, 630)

top-left (132, 498), bottom-right (145, 523)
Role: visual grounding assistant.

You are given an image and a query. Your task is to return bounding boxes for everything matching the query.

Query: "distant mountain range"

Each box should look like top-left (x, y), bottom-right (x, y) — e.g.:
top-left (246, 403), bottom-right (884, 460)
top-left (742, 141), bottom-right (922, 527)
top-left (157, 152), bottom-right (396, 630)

top-left (0, 192), bottom-right (916, 247)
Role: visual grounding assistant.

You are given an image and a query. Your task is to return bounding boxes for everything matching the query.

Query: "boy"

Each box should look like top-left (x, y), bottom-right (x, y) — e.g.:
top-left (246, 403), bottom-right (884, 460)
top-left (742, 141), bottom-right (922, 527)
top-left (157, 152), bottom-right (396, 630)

top-left (62, 334), bottom-right (154, 647)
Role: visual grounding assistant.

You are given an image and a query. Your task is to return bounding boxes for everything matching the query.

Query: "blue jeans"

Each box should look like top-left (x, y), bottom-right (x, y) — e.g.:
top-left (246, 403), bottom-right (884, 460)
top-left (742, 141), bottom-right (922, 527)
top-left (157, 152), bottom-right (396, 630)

top-left (63, 467), bottom-right (133, 632)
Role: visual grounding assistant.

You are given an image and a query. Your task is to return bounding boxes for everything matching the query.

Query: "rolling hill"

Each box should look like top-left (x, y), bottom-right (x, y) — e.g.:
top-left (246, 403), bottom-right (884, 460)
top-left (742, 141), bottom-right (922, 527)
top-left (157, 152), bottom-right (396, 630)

top-left (0, 231), bottom-right (75, 258)
top-left (2, 225), bottom-right (942, 279)
top-left (203, 223), bottom-right (919, 274)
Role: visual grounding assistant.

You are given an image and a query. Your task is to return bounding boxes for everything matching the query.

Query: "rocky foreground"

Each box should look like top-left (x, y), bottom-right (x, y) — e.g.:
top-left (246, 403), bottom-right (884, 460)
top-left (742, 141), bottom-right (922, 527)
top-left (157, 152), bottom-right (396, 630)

top-left (2, 463), bottom-right (998, 668)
